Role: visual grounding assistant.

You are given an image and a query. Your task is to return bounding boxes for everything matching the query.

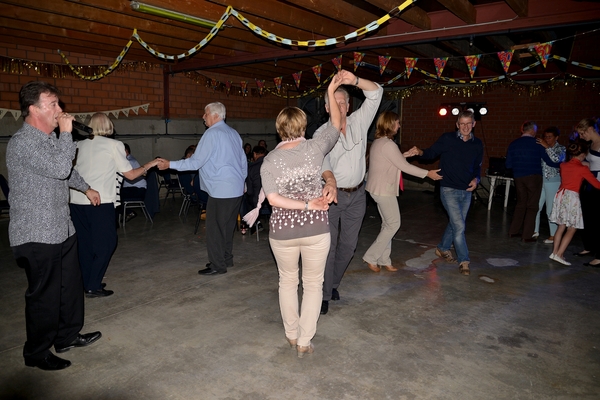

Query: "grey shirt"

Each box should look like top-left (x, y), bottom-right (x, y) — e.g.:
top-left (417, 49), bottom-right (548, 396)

top-left (261, 125), bottom-right (339, 241)
top-left (313, 85), bottom-right (383, 188)
top-left (6, 123), bottom-right (90, 247)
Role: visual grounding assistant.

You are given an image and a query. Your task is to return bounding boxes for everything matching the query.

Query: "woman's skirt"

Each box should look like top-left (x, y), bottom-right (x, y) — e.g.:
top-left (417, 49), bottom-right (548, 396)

top-left (549, 189), bottom-right (584, 229)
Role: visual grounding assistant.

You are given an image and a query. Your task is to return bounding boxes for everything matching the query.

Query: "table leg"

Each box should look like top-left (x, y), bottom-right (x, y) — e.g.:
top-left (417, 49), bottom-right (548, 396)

top-left (503, 178), bottom-right (511, 208)
top-left (488, 176), bottom-right (497, 210)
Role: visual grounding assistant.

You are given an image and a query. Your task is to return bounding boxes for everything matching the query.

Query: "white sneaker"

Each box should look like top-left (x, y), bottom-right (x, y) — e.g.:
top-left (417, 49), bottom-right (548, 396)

top-left (549, 253), bottom-right (556, 260)
top-left (543, 239), bottom-right (554, 244)
top-left (532, 232), bottom-right (539, 238)
top-left (554, 255), bottom-right (571, 266)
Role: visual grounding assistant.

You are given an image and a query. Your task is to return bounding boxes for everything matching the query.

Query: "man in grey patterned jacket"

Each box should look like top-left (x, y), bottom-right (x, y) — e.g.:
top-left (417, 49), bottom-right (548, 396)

top-left (6, 81), bottom-right (102, 371)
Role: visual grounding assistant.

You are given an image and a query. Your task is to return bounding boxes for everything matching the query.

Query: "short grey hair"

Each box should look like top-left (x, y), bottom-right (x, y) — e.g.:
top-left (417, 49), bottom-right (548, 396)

top-left (324, 87), bottom-right (350, 107)
top-left (205, 102), bottom-right (226, 120)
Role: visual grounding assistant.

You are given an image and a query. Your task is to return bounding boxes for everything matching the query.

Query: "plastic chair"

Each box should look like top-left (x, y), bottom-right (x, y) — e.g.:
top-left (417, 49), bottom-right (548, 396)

top-left (121, 199), bottom-right (153, 227)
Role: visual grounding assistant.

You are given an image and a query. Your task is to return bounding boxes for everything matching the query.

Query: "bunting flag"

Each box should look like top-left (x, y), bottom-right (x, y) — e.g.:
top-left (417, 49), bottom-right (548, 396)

top-left (240, 81), bottom-right (248, 95)
top-left (292, 71), bottom-right (302, 90)
top-left (534, 42), bottom-right (553, 68)
top-left (353, 52), bottom-right (365, 72)
top-left (211, 79), bottom-right (218, 91)
top-left (464, 55), bottom-right (481, 79)
top-left (0, 104), bottom-right (150, 122)
top-left (331, 55), bottom-right (343, 71)
top-left (255, 79), bottom-right (265, 96)
top-left (497, 50), bottom-right (514, 74)
top-left (404, 57), bottom-right (418, 79)
top-left (312, 64), bottom-right (322, 83)
top-left (434, 57), bottom-right (448, 79)
top-left (225, 80), bottom-right (232, 96)
top-left (273, 76), bottom-right (283, 93)
top-left (378, 55), bottom-right (391, 75)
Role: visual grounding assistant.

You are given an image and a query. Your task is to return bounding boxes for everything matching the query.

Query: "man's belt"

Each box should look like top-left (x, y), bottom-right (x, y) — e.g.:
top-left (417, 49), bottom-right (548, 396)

top-left (338, 181), bottom-right (364, 193)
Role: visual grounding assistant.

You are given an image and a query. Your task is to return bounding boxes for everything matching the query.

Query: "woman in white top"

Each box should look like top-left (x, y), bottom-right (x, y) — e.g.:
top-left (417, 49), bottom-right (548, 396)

top-left (70, 113), bottom-right (157, 297)
top-left (363, 111), bottom-right (442, 272)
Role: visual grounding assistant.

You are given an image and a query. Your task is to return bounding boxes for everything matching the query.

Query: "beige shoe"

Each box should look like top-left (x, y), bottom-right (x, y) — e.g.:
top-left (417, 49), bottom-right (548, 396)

top-left (297, 343), bottom-right (314, 358)
top-left (459, 261), bottom-right (470, 276)
top-left (286, 337), bottom-right (297, 348)
top-left (364, 261), bottom-right (380, 272)
top-left (381, 265), bottom-right (398, 272)
top-left (435, 248), bottom-right (457, 263)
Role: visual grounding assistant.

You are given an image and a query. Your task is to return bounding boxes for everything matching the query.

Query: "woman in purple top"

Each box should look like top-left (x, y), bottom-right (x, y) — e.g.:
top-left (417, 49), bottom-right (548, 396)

top-left (260, 72), bottom-right (344, 358)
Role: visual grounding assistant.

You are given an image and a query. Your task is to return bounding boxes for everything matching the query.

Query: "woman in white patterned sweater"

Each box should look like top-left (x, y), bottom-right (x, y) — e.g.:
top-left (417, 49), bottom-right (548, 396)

top-left (260, 71), bottom-right (344, 358)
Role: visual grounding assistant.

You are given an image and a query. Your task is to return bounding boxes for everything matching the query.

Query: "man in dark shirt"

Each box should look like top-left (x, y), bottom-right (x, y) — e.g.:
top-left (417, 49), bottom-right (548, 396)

top-left (506, 121), bottom-right (560, 241)
top-left (7, 81), bottom-right (102, 371)
top-left (406, 110), bottom-right (483, 276)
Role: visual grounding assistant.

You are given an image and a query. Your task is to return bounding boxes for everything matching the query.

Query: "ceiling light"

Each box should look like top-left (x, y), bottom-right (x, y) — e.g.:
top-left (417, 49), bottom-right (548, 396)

top-left (451, 107), bottom-right (460, 116)
top-left (479, 106), bottom-right (488, 116)
top-left (130, 1), bottom-right (218, 29)
top-left (438, 106), bottom-right (448, 117)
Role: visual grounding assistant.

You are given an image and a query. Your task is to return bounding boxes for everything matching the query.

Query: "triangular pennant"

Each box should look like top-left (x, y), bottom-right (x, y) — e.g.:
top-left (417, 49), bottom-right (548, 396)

top-left (353, 52), bottom-right (365, 72)
top-left (0, 109), bottom-right (7, 120)
top-left (311, 64), bottom-right (322, 84)
top-left (497, 50), bottom-right (514, 74)
top-left (273, 76), bottom-right (282, 94)
top-left (464, 55), bottom-right (481, 79)
top-left (225, 81), bottom-right (232, 96)
top-left (131, 106), bottom-right (139, 115)
top-left (378, 55), bottom-right (391, 76)
top-left (10, 110), bottom-right (21, 120)
top-left (141, 104), bottom-right (149, 113)
top-left (534, 42), bottom-right (553, 68)
top-left (292, 71), bottom-right (302, 90)
top-left (331, 55), bottom-right (342, 72)
top-left (404, 58), bottom-right (418, 79)
top-left (434, 58), bottom-right (448, 79)
top-left (122, 109), bottom-right (130, 117)
top-left (240, 81), bottom-right (248, 95)
top-left (110, 110), bottom-right (119, 119)
top-left (255, 79), bottom-right (265, 96)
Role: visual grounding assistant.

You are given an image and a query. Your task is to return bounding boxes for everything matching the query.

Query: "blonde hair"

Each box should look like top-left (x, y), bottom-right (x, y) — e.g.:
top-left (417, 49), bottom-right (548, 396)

top-left (576, 117), bottom-right (599, 133)
top-left (88, 113), bottom-right (113, 137)
top-left (374, 111), bottom-right (399, 139)
top-left (276, 107), bottom-right (306, 141)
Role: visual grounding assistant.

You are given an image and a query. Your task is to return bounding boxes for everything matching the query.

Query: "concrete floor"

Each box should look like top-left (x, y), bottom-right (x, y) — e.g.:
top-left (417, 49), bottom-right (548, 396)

top-left (0, 189), bottom-right (599, 399)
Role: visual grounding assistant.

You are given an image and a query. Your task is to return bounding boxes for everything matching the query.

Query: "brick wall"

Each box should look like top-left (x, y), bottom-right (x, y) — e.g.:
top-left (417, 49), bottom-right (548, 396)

top-left (0, 45), bottom-right (288, 119)
top-left (400, 84), bottom-right (600, 175)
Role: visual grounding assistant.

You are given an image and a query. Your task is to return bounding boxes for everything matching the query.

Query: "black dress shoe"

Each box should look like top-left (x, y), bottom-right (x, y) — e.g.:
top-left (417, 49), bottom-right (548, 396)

top-left (25, 353), bottom-right (71, 371)
top-left (583, 262), bottom-right (600, 267)
top-left (198, 267), bottom-right (226, 275)
top-left (55, 331), bottom-right (102, 353)
top-left (320, 300), bottom-right (329, 315)
top-left (331, 288), bottom-right (340, 301)
top-left (573, 251), bottom-right (592, 257)
top-left (85, 288), bottom-right (114, 298)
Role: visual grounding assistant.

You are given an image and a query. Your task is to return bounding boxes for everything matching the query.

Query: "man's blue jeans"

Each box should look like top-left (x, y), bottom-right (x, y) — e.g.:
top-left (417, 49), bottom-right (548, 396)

top-left (439, 186), bottom-right (472, 264)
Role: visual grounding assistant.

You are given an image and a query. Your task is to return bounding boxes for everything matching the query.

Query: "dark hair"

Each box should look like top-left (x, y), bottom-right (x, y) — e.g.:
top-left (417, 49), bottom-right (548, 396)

top-left (19, 81), bottom-right (60, 118)
top-left (457, 110), bottom-right (474, 121)
top-left (543, 126), bottom-right (560, 137)
top-left (252, 145), bottom-right (266, 156)
top-left (244, 143), bottom-right (252, 153)
top-left (184, 145), bottom-right (196, 158)
top-left (567, 140), bottom-right (589, 158)
top-left (124, 143), bottom-right (131, 154)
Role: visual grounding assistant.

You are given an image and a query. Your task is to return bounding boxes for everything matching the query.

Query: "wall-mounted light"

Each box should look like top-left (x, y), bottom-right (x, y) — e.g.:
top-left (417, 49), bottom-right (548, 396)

top-left (438, 102), bottom-right (488, 120)
top-left (130, 1), bottom-right (218, 29)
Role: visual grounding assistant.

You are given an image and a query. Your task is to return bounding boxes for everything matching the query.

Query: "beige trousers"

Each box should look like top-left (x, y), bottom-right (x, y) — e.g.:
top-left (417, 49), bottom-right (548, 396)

top-left (363, 194), bottom-right (401, 266)
top-left (269, 233), bottom-right (330, 347)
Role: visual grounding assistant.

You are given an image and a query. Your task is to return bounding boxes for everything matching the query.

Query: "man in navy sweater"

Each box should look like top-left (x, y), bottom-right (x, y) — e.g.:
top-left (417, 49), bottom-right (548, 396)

top-left (406, 110), bottom-right (483, 276)
top-left (506, 121), bottom-right (561, 242)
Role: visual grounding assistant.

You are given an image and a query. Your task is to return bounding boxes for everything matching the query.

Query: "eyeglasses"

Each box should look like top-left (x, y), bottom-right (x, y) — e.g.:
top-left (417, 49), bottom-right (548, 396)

top-left (458, 122), bottom-right (473, 127)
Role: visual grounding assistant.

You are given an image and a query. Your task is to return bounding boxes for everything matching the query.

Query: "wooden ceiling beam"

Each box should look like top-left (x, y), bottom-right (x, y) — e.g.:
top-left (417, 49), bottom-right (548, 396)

top-left (504, 0), bottom-right (528, 17)
top-left (284, 0), bottom-right (380, 29)
top-left (205, 0), bottom-right (352, 39)
top-left (435, 0), bottom-right (477, 25)
top-left (365, 0), bottom-right (431, 30)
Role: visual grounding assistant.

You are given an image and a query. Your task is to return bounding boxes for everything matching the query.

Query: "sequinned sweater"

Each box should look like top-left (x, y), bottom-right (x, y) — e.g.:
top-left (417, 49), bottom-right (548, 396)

top-left (261, 125), bottom-right (339, 240)
top-left (6, 123), bottom-right (90, 246)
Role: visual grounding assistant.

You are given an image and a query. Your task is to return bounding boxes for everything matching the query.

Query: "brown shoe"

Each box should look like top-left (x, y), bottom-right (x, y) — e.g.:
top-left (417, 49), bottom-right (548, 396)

top-left (435, 248), bottom-right (457, 263)
top-left (297, 343), bottom-right (314, 358)
top-left (459, 261), bottom-right (470, 276)
top-left (381, 265), bottom-right (398, 272)
top-left (365, 261), bottom-right (380, 272)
